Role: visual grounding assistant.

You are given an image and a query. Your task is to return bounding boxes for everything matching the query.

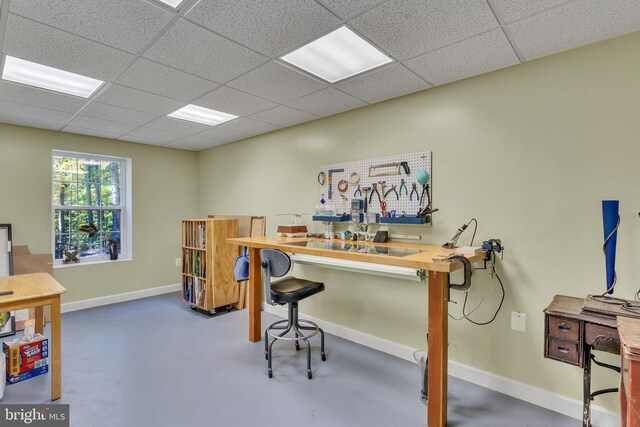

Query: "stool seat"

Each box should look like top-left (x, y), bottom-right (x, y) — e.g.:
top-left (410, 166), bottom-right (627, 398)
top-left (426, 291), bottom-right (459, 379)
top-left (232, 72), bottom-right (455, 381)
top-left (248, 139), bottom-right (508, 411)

top-left (271, 277), bottom-right (325, 304)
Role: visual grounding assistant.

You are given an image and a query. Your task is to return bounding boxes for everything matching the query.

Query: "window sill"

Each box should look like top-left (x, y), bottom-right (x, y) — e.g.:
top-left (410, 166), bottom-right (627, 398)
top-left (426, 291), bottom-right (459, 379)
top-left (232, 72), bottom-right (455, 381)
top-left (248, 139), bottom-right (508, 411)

top-left (53, 257), bottom-right (132, 269)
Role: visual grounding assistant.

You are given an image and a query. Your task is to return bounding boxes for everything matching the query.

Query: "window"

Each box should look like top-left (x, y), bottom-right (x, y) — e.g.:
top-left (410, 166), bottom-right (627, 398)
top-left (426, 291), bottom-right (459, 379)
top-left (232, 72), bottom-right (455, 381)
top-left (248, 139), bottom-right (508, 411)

top-left (52, 150), bottom-right (131, 266)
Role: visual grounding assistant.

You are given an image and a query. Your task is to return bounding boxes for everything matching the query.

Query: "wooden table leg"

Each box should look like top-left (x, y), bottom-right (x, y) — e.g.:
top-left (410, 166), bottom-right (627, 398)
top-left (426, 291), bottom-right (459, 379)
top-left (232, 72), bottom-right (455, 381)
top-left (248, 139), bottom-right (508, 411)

top-left (248, 247), bottom-right (262, 342)
top-left (35, 305), bottom-right (44, 334)
top-left (51, 297), bottom-right (62, 400)
top-left (427, 271), bottom-right (448, 427)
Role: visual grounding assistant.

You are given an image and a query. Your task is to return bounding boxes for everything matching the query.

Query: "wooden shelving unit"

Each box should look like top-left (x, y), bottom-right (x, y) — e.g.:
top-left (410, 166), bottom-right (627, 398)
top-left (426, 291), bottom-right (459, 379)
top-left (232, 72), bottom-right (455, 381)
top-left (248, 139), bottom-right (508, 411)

top-left (181, 218), bottom-right (238, 314)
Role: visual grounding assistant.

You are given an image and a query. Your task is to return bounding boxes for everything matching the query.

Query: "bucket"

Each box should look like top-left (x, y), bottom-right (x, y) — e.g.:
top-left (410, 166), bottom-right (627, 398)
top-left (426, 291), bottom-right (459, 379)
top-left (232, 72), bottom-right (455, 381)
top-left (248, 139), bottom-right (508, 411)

top-left (413, 350), bottom-right (428, 405)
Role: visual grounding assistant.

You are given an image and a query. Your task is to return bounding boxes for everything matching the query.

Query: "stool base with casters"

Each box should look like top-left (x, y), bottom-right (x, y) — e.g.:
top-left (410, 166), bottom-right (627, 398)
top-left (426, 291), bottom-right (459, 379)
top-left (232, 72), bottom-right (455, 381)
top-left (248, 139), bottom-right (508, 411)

top-left (265, 302), bottom-right (326, 379)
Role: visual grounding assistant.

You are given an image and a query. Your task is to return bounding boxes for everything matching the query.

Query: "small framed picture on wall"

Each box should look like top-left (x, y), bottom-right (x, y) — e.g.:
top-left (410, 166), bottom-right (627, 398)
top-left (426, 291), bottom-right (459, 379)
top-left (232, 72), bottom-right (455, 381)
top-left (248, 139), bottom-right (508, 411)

top-left (0, 224), bottom-right (16, 338)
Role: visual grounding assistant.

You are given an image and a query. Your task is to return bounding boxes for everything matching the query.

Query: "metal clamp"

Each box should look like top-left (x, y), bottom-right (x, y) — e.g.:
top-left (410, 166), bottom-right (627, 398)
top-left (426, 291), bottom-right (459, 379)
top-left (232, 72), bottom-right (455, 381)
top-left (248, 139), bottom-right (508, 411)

top-left (448, 255), bottom-right (472, 291)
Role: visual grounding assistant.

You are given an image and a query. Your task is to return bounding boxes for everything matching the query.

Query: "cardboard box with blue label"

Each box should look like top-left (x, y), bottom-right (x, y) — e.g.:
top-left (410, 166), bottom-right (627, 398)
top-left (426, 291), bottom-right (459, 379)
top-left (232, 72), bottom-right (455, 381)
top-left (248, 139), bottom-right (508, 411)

top-left (3, 333), bottom-right (49, 384)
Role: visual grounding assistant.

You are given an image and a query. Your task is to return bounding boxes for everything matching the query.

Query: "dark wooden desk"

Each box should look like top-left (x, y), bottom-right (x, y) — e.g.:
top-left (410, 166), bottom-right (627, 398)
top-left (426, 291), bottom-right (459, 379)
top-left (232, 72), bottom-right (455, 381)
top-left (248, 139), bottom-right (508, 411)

top-left (544, 295), bottom-right (620, 427)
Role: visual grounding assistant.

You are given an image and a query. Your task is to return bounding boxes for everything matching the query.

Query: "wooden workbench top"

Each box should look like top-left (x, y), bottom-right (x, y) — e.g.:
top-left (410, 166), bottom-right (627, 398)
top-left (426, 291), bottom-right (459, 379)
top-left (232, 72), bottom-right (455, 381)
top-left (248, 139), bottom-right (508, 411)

top-left (618, 316), bottom-right (640, 358)
top-left (227, 236), bottom-right (486, 272)
top-left (0, 273), bottom-right (67, 303)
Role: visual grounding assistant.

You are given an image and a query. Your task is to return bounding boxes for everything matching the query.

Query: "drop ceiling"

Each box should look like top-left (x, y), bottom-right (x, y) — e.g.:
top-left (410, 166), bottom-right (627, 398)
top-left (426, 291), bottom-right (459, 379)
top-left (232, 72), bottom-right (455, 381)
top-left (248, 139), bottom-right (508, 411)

top-left (0, 0), bottom-right (639, 151)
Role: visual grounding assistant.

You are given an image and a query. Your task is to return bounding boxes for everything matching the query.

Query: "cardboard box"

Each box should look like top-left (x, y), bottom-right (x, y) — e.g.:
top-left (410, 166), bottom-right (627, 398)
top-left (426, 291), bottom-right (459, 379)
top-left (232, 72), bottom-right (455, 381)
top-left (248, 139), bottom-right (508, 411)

top-left (3, 334), bottom-right (49, 384)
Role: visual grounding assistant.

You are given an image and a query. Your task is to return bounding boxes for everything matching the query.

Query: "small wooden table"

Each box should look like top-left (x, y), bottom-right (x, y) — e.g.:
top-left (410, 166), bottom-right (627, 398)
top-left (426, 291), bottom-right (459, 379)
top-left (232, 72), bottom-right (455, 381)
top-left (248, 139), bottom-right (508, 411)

top-left (0, 273), bottom-right (66, 400)
top-left (618, 316), bottom-right (640, 427)
top-left (228, 236), bottom-right (485, 427)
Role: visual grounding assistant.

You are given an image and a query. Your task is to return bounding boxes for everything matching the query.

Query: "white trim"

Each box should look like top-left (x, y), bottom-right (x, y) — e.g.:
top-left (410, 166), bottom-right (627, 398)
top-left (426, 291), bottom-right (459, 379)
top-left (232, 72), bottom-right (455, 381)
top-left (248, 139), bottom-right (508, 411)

top-left (263, 303), bottom-right (620, 427)
top-left (53, 257), bottom-right (132, 269)
top-left (61, 283), bottom-right (180, 313)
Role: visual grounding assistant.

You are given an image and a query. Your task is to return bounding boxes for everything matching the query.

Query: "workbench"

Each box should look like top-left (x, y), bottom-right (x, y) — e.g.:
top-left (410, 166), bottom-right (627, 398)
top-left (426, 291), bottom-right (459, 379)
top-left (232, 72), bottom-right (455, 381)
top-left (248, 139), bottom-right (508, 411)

top-left (227, 236), bottom-right (485, 427)
top-left (618, 316), bottom-right (640, 427)
top-left (0, 273), bottom-right (66, 400)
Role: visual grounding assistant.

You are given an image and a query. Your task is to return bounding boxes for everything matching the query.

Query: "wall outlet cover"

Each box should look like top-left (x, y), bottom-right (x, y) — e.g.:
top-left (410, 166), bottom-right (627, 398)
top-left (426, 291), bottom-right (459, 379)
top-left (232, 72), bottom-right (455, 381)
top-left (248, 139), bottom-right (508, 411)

top-left (511, 312), bottom-right (526, 333)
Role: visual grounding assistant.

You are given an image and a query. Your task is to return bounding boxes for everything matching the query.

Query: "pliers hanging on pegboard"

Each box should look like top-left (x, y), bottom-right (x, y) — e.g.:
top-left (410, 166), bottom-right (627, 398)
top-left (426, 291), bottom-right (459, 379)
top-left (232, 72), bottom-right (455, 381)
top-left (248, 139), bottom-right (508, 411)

top-left (384, 184), bottom-right (399, 201)
top-left (353, 185), bottom-right (362, 197)
top-left (369, 183), bottom-right (382, 205)
top-left (399, 179), bottom-right (408, 198)
top-left (409, 182), bottom-right (419, 201)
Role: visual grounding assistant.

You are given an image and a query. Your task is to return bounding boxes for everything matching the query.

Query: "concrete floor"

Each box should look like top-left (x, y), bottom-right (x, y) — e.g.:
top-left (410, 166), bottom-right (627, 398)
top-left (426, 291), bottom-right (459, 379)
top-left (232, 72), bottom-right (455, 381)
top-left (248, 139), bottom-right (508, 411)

top-left (1, 292), bottom-right (578, 426)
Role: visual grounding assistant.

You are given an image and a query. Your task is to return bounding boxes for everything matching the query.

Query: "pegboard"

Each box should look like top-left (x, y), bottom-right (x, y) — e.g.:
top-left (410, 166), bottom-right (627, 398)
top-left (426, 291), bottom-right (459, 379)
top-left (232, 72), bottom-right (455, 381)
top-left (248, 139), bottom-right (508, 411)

top-left (317, 151), bottom-right (432, 224)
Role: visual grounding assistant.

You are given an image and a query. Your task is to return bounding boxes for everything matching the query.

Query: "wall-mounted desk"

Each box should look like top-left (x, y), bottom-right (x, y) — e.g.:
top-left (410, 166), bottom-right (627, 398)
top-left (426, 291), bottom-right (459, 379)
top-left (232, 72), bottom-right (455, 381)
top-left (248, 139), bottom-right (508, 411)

top-left (0, 273), bottom-right (66, 400)
top-left (227, 236), bottom-right (485, 427)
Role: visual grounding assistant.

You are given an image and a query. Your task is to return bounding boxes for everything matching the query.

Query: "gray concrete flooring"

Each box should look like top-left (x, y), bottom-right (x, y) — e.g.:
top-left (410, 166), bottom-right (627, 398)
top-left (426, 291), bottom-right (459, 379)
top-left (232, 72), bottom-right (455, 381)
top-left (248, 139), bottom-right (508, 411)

top-left (1, 292), bottom-right (577, 426)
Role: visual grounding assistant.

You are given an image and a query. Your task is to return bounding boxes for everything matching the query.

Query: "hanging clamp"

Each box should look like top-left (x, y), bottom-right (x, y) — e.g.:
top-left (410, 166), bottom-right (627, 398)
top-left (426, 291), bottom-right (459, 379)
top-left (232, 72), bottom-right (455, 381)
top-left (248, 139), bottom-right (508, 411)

top-left (447, 255), bottom-right (472, 292)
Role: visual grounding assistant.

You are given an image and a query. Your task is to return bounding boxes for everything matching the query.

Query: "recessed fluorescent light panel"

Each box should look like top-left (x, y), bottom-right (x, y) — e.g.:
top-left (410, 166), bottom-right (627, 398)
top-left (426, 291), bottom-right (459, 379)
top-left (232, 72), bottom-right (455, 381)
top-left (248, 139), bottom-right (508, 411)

top-left (168, 105), bottom-right (237, 127)
top-left (2, 56), bottom-right (104, 98)
top-left (155, 0), bottom-right (185, 8)
top-left (280, 26), bottom-right (393, 83)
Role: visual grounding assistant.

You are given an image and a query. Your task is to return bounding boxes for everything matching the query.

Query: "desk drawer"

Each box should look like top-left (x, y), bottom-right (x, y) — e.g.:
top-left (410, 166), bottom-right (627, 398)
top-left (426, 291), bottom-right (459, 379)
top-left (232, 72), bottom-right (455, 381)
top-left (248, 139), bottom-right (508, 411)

top-left (585, 323), bottom-right (620, 353)
top-left (548, 316), bottom-right (580, 341)
top-left (547, 337), bottom-right (580, 365)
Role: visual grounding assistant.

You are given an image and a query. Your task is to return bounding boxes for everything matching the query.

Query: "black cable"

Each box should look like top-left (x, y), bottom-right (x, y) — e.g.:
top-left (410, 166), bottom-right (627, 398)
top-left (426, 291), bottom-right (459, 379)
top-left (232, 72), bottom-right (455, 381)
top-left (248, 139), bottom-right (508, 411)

top-left (461, 254), bottom-right (505, 326)
top-left (467, 218), bottom-right (478, 246)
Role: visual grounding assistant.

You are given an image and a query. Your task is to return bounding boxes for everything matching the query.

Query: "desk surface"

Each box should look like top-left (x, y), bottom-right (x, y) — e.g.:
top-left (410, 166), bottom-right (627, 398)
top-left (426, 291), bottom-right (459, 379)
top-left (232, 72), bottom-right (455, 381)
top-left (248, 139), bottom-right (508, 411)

top-left (0, 273), bottom-right (67, 303)
top-left (618, 316), bottom-right (640, 357)
top-left (544, 294), bottom-right (618, 328)
top-left (227, 236), bottom-right (485, 272)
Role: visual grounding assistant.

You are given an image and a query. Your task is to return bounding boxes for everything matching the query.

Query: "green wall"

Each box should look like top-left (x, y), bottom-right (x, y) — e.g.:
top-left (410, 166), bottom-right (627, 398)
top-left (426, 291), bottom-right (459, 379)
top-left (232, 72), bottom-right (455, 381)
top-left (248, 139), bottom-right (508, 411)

top-left (0, 124), bottom-right (198, 302)
top-left (197, 32), bottom-right (640, 410)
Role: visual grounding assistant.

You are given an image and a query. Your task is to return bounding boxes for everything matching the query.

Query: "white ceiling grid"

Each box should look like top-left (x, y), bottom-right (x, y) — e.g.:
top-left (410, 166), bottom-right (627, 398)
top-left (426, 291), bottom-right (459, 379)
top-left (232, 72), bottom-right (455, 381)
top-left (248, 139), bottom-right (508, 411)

top-left (0, 0), bottom-right (637, 151)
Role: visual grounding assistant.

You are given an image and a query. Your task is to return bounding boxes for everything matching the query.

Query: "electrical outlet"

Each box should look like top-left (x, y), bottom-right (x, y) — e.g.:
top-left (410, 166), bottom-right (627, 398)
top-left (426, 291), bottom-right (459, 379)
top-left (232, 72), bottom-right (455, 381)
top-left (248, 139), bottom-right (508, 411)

top-left (511, 312), bottom-right (526, 333)
top-left (175, 258), bottom-right (182, 267)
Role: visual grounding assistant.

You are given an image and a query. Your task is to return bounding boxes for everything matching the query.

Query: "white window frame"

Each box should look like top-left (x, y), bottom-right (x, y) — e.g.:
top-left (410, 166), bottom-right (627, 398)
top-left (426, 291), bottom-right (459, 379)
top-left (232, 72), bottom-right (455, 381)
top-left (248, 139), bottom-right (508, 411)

top-left (51, 150), bottom-right (132, 267)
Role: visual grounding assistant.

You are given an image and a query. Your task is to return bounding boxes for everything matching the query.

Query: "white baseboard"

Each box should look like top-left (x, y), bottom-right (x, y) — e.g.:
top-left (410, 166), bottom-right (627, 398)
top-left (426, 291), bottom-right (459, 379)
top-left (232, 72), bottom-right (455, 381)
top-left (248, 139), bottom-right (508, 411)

top-left (61, 283), bottom-right (180, 313)
top-left (263, 304), bottom-right (620, 427)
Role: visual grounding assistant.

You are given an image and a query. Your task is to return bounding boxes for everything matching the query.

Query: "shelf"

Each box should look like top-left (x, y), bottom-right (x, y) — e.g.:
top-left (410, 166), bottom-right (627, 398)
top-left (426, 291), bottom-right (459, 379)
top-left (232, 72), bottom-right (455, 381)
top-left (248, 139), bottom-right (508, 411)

top-left (182, 273), bottom-right (206, 280)
top-left (183, 246), bottom-right (206, 250)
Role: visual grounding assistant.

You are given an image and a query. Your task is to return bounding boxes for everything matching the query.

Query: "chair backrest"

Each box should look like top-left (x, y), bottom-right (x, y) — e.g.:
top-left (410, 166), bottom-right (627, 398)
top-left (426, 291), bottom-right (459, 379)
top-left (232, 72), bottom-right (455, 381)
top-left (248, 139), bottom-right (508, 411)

top-left (260, 249), bottom-right (291, 305)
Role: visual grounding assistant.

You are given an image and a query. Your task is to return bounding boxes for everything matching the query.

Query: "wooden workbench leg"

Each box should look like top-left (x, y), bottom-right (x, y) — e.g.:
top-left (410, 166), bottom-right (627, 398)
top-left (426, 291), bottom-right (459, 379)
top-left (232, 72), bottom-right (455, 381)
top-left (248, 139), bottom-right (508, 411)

top-left (248, 247), bottom-right (262, 342)
top-left (427, 271), bottom-right (448, 427)
top-left (51, 297), bottom-right (62, 400)
top-left (35, 306), bottom-right (44, 334)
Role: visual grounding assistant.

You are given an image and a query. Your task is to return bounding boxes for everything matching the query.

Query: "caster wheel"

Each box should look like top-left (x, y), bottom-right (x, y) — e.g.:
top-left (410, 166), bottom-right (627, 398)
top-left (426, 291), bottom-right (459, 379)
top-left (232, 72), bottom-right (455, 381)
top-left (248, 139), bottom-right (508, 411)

top-left (295, 341), bottom-right (300, 351)
top-left (307, 370), bottom-right (313, 380)
top-left (190, 305), bottom-right (197, 310)
top-left (321, 352), bottom-right (327, 361)
top-left (268, 369), bottom-right (273, 379)
top-left (226, 305), bottom-right (232, 312)
top-left (208, 310), bottom-right (216, 316)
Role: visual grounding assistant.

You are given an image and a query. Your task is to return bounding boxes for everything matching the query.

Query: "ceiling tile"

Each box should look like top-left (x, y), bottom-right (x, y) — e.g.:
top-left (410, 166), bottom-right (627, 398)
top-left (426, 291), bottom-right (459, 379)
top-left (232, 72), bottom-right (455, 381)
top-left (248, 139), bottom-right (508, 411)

top-left (403, 29), bottom-right (519, 86)
top-left (228, 61), bottom-right (327, 104)
top-left (218, 118), bottom-right (281, 138)
top-left (508, 0), bottom-right (640, 60)
top-left (145, 116), bottom-right (210, 136)
top-left (120, 126), bottom-right (185, 145)
top-left (335, 63), bottom-right (430, 103)
top-left (66, 115), bottom-right (138, 135)
top-left (165, 139), bottom-right (222, 151)
top-left (489, 0), bottom-right (571, 23)
top-left (192, 86), bottom-right (277, 117)
top-left (186, 0), bottom-right (341, 57)
top-left (0, 99), bottom-right (74, 124)
top-left (3, 14), bottom-right (134, 81)
top-left (116, 58), bottom-right (219, 102)
top-left (143, 19), bottom-right (267, 83)
top-left (180, 127), bottom-right (244, 144)
top-left (250, 106), bottom-right (318, 127)
top-left (81, 102), bottom-right (157, 127)
top-left (0, 81), bottom-right (86, 114)
top-left (9, 0), bottom-right (174, 54)
top-left (286, 87), bottom-right (366, 116)
top-left (350, 0), bottom-right (499, 61)
top-left (95, 84), bottom-right (184, 115)
top-left (63, 126), bottom-right (123, 140)
top-left (316, 0), bottom-right (387, 20)
top-left (0, 113), bottom-right (63, 131)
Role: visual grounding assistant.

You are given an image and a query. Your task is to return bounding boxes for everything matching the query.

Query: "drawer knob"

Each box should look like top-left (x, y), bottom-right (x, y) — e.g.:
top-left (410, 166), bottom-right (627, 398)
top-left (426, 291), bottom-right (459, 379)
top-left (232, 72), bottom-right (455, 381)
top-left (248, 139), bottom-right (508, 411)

top-left (558, 347), bottom-right (570, 354)
top-left (557, 323), bottom-right (571, 332)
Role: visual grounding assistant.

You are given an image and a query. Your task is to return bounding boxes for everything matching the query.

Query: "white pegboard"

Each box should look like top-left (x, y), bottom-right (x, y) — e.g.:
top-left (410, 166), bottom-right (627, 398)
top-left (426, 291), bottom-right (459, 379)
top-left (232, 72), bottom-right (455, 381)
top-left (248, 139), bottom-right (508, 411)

top-left (318, 151), bottom-right (432, 222)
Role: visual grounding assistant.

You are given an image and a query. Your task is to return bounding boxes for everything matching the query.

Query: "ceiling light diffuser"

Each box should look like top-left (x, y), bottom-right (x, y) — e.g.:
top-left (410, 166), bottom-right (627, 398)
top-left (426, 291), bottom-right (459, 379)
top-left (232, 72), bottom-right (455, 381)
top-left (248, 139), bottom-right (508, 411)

top-left (168, 105), bottom-right (237, 127)
top-left (2, 56), bottom-right (104, 98)
top-left (155, 0), bottom-right (185, 8)
top-left (280, 26), bottom-right (393, 83)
